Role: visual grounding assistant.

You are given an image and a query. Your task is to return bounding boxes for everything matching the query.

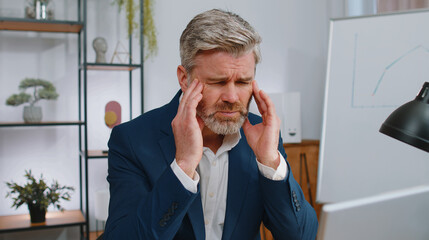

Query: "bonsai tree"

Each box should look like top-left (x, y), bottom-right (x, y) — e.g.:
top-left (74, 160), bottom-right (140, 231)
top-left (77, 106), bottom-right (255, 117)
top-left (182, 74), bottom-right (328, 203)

top-left (6, 78), bottom-right (59, 107)
top-left (5, 170), bottom-right (74, 223)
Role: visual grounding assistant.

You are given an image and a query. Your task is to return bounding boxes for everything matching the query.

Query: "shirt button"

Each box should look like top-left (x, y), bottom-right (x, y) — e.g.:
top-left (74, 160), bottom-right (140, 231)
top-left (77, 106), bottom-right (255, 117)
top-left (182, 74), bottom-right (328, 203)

top-left (205, 219), bottom-right (209, 225)
top-left (212, 161), bottom-right (216, 166)
top-left (209, 192), bottom-right (214, 198)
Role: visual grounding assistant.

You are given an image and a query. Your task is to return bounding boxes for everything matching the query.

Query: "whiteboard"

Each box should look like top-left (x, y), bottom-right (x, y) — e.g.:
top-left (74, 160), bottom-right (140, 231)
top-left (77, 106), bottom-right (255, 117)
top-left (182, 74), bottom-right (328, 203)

top-left (317, 10), bottom-right (429, 203)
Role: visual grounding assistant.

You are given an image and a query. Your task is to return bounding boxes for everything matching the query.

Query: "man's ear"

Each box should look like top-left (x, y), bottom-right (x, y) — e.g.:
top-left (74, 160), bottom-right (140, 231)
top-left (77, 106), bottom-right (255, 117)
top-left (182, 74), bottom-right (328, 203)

top-left (177, 65), bottom-right (188, 92)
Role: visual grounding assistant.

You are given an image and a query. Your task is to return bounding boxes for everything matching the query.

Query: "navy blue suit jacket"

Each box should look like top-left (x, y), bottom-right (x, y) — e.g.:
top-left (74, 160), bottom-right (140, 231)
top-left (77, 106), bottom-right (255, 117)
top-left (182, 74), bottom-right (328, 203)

top-left (104, 91), bottom-right (318, 239)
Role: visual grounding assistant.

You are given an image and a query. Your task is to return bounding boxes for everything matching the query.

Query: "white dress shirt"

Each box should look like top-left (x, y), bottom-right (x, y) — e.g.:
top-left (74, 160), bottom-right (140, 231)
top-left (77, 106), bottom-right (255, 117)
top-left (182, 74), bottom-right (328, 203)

top-left (171, 131), bottom-right (287, 240)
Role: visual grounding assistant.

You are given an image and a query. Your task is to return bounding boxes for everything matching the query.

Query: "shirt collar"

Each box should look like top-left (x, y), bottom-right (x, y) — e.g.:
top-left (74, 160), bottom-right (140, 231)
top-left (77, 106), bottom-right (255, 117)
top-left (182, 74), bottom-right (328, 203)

top-left (204, 131), bottom-right (241, 157)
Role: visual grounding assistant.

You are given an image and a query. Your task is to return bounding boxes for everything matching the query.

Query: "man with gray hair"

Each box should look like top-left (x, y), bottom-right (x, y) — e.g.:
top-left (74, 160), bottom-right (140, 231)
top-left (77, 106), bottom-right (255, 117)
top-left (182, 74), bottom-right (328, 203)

top-left (105, 9), bottom-right (318, 240)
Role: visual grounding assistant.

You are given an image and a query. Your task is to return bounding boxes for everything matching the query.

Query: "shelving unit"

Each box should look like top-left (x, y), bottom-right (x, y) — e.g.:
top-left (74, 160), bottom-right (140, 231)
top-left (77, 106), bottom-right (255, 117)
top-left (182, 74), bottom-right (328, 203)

top-left (0, 121), bottom-right (84, 128)
top-left (84, 63), bottom-right (141, 71)
top-left (0, 18), bottom-right (83, 33)
top-left (78, 0), bottom-right (144, 237)
top-left (0, 1), bottom-right (144, 238)
top-left (83, 150), bottom-right (108, 159)
top-left (0, 13), bottom-right (87, 238)
top-left (0, 210), bottom-right (85, 234)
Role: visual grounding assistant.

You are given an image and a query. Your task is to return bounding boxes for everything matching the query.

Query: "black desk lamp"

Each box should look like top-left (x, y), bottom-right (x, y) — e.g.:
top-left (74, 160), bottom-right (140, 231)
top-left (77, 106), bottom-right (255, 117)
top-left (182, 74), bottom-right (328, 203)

top-left (379, 82), bottom-right (429, 153)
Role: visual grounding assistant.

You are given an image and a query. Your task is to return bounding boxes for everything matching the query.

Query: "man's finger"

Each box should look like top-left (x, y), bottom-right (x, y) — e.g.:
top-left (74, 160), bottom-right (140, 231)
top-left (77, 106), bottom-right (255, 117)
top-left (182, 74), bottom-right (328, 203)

top-left (179, 79), bottom-right (202, 114)
top-left (253, 81), bottom-right (268, 114)
top-left (259, 89), bottom-right (276, 117)
top-left (184, 80), bottom-right (203, 112)
top-left (178, 78), bottom-right (198, 112)
top-left (242, 118), bottom-right (253, 135)
top-left (196, 115), bottom-right (205, 130)
top-left (185, 92), bottom-right (203, 116)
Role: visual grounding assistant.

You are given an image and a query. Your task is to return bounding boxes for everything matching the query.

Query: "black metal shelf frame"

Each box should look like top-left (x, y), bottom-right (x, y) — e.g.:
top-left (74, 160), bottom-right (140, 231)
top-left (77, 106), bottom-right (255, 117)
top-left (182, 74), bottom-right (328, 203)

top-left (0, 210), bottom-right (86, 234)
top-left (0, 122), bottom-right (84, 128)
top-left (0, 0), bottom-right (144, 237)
top-left (83, 63), bottom-right (142, 71)
top-left (0, 17), bottom-right (83, 25)
top-left (79, 0), bottom-right (144, 237)
top-left (0, 2), bottom-right (87, 237)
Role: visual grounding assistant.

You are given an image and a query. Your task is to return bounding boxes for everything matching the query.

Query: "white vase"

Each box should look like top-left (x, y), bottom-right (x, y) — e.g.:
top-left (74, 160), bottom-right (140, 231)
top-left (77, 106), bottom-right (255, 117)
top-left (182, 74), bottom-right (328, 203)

top-left (23, 106), bottom-right (42, 123)
top-left (25, 0), bottom-right (55, 20)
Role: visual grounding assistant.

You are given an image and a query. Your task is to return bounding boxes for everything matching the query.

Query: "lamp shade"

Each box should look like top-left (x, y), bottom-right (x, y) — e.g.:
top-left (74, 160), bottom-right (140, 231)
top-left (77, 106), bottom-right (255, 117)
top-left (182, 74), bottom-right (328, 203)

top-left (379, 82), bottom-right (429, 153)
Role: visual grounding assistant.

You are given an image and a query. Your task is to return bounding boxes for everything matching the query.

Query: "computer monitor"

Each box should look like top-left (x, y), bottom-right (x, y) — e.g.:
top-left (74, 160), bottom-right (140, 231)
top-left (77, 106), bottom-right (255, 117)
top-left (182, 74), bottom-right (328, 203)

top-left (317, 185), bottom-right (429, 240)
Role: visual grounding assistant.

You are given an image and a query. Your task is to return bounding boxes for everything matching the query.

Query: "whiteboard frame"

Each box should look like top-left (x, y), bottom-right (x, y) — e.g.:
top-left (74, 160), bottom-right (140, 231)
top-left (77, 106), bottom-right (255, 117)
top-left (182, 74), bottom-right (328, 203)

top-left (317, 8), bottom-right (429, 203)
top-left (317, 185), bottom-right (429, 240)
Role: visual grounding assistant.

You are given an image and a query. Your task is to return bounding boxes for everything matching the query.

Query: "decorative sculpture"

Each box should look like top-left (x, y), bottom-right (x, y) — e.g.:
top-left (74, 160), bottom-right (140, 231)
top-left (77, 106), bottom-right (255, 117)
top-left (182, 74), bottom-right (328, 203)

top-left (105, 101), bottom-right (121, 129)
top-left (93, 37), bottom-right (108, 63)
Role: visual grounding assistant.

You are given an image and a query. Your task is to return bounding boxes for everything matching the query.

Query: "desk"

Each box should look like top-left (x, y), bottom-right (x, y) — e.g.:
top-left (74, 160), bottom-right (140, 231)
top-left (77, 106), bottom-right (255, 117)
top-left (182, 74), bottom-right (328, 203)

top-left (284, 140), bottom-right (322, 219)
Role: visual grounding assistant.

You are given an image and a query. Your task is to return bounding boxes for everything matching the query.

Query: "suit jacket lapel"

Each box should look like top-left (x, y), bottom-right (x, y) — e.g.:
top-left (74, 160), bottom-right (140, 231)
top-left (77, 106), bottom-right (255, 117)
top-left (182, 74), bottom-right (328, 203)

top-left (222, 135), bottom-right (253, 240)
top-left (159, 134), bottom-right (176, 165)
top-left (158, 90), bottom-right (205, 240)
top-left (158, 90), bottom-right (181, 165)
top-left (158, 133), bottom-right (205, 240)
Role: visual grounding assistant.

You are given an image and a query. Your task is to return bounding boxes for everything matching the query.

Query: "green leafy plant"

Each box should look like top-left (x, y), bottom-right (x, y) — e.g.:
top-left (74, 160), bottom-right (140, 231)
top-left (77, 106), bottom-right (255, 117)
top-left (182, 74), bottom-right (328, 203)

top-left (113, 0), bottom-right (158, 59)
top-left (5, 170), bottom-right (74, 212)
top-left (6, 78), bottom-right (59, 107)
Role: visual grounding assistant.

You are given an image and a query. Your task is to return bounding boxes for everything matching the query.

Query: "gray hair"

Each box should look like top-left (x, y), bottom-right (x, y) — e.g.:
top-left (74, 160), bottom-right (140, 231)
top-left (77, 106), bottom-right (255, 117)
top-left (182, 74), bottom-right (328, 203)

top-left (179, 9), bottom-right (262, 74)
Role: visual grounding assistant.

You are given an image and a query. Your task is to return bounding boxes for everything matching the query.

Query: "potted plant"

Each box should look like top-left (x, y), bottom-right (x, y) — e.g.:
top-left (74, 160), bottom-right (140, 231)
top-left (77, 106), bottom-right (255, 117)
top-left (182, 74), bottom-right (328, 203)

top-left (6, 78), bottom-right (59, 123)
top-left (5, 170), bottom-right (74, 223)
top-left (113, 0), bottom-right (158, 59)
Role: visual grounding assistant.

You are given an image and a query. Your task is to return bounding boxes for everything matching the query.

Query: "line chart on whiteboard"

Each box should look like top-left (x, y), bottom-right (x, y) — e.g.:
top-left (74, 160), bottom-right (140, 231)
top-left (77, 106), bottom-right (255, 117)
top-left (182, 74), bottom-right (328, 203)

top-left (351, 33), bottom-right (429, 109)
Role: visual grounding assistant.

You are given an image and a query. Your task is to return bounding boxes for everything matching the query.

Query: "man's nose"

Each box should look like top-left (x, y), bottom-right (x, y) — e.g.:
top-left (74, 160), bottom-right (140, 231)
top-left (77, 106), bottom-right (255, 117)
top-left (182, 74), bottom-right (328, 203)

top-left (221, 83), bottom-right (239, 103)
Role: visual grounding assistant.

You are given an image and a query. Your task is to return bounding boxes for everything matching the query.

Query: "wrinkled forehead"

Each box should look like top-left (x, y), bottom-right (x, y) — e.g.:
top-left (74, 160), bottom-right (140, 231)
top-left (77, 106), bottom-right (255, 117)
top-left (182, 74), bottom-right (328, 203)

top-left (189, 49), bottom-right (256, 76)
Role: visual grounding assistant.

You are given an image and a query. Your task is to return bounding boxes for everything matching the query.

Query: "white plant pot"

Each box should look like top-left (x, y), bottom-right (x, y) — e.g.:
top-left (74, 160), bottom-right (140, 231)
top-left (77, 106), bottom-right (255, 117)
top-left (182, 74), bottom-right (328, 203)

top-left (23, 106), bottom-right (42, 123)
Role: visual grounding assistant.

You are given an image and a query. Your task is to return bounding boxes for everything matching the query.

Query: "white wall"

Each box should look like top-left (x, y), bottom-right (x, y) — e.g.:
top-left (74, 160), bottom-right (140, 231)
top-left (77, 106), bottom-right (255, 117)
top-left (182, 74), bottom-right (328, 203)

top-left (0, 0), bottom-right (342, 238)
top-left (145, 0), bottom-right (331, 139)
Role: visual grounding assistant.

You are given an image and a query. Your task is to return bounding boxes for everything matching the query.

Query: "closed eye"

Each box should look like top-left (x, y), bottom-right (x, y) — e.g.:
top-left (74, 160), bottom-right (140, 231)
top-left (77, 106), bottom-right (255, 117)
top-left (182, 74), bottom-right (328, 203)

top-left (237, 81), bottom-right (251, 85)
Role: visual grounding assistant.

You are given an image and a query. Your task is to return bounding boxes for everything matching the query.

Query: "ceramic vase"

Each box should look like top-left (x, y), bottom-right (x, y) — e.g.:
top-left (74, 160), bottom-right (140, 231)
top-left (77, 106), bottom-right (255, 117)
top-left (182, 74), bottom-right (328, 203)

top-left (23, 106), bottom-right (42, 123)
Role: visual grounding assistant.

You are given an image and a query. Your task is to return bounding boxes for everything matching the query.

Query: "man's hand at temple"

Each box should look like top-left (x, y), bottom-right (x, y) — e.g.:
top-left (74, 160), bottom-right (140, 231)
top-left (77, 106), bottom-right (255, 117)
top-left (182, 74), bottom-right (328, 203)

top-left (243, 81), bottom-right (281, 170)
top-left (171, 79), bottom-right (205, 179)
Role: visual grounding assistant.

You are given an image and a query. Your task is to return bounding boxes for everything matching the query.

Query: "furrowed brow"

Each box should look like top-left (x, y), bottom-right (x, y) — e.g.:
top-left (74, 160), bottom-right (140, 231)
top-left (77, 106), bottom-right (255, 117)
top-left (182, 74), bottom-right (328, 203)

top-left (205, 76), bottom-right (253, 83)
top-left (206, 77), bottom-right (229, 82)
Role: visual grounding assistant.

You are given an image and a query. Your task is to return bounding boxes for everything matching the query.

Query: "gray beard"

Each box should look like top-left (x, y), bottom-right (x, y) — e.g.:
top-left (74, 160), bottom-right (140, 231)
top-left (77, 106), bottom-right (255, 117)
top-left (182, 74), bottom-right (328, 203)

top-left (198, 111), bottom-right (246, 135)
top-left (196, 98), bottom-right (251, 135)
